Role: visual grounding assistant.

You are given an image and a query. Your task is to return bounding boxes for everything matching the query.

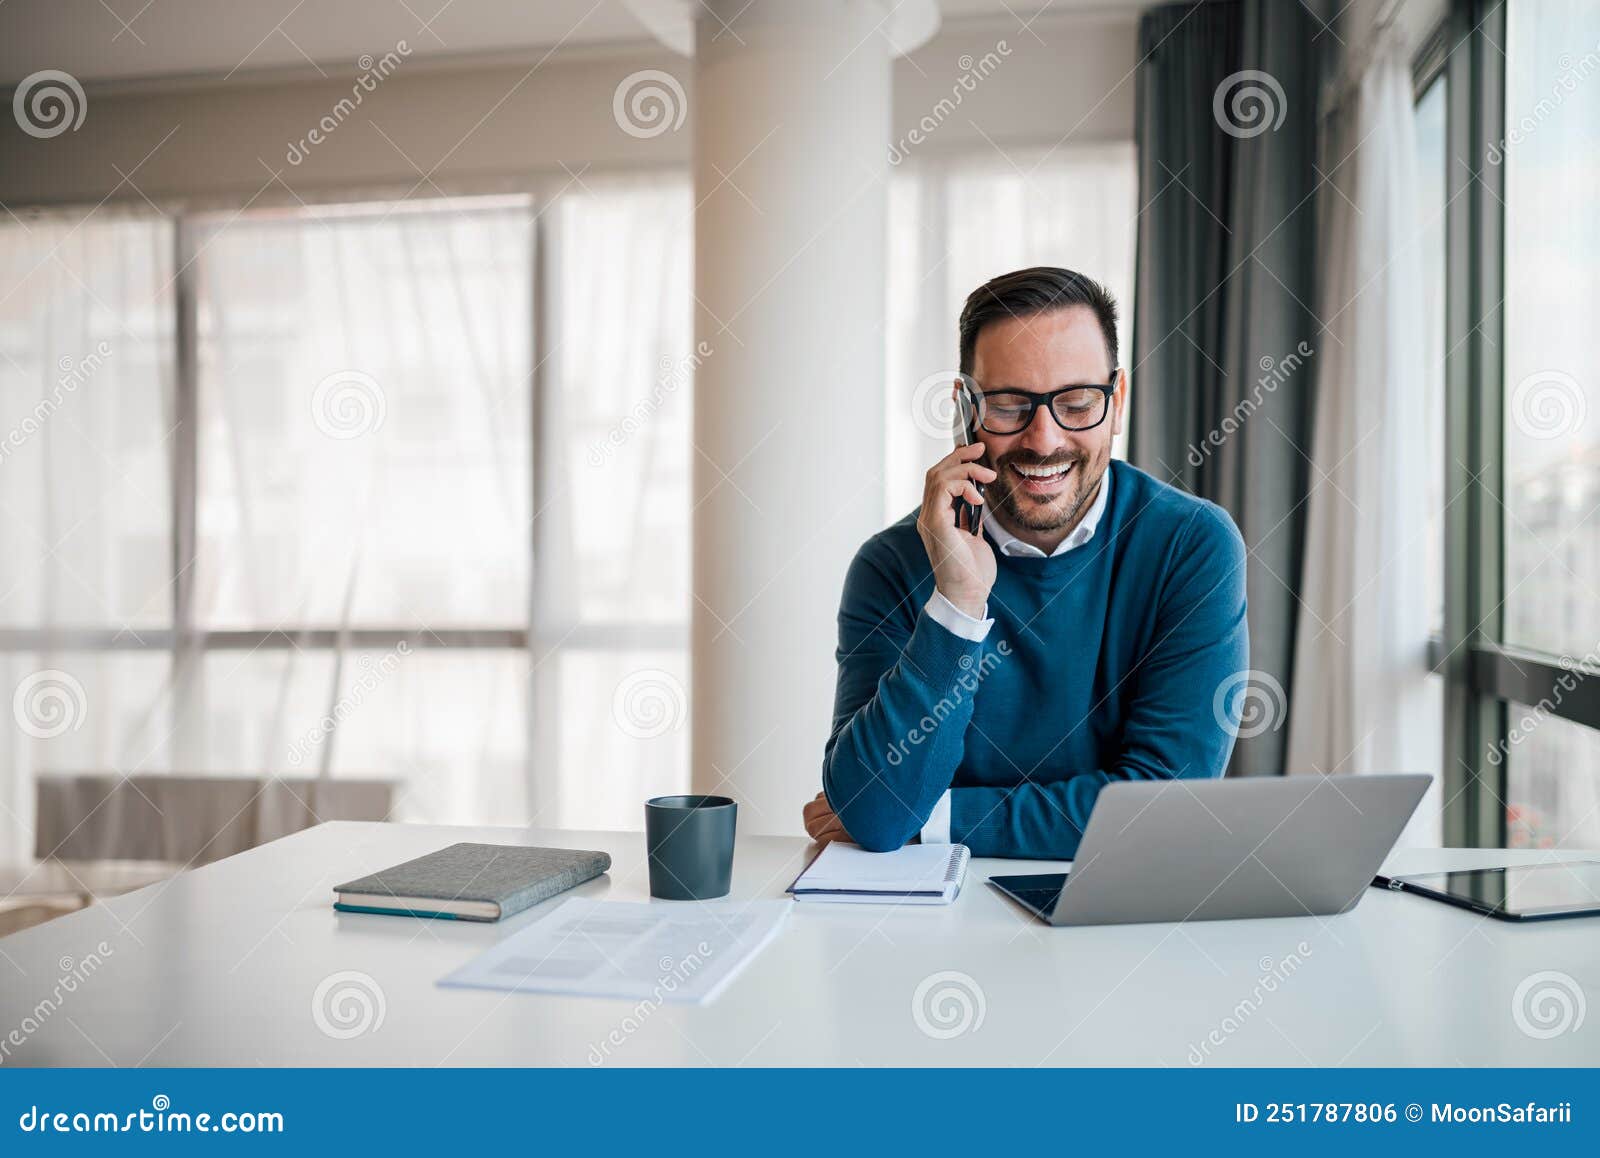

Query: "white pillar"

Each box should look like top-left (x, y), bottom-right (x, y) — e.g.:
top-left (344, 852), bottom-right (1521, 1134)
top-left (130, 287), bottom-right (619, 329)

top-left (689, 0), bottom-right (895, 832)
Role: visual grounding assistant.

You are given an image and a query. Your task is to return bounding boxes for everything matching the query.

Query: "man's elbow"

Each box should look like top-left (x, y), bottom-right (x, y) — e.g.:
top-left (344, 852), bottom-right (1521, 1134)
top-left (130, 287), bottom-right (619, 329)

top-left (838, 806), bottom-right (919, 853)
top-left (821, 755), bottom-right (921, 850)
top-left (853, 824), bottom-right (913, 853)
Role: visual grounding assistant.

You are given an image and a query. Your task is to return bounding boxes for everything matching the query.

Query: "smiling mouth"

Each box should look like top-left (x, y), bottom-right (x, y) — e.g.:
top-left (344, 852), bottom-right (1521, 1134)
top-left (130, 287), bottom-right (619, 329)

top-left (1008, 460), bottom-right (1075, 495)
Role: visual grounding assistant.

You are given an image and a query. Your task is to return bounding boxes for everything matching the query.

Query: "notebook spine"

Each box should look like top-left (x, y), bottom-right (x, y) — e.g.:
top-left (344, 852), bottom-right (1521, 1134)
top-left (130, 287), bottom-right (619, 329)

top-left (945, 845), bottom-right (968, 883)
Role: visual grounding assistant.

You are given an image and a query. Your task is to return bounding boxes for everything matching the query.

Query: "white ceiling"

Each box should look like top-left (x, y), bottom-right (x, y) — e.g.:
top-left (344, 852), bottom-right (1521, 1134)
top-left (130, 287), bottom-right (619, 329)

top-left (0, 0), bottom-right (1145, 86)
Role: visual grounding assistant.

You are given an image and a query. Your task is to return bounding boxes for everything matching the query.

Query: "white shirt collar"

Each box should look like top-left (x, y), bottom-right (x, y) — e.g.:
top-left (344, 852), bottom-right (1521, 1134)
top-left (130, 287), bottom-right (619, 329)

top-left (983, 464), bottom-right (1113, 559)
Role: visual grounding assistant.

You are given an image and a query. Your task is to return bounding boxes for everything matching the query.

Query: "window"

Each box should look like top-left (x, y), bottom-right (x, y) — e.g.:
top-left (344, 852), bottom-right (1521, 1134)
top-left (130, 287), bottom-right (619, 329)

top-left (0, 214), bottom-right (174, 632)
top-left (542, 176), bottom-right (693, 830)
top-left (550, 179), bottom-right (693, 628)
top-left (1497, 0), bottom-right (1600, 846)
top-left (1501, 0), bottom-right (1600, 658)
top-left (186, 197), bottom-right (543, 823)
top-left (0, 214), bottom-right (176, 861)
top-left (1435, 0), bottom-right (1600, 848)
top-left (1415, 75), bottom-right (1448, 637)
top-left (191, 199), bottom-right (533, 630)
top-left (0, 185), bottom-right (696, 856)
top-left (1507, 707), bottom-right (1600, 849)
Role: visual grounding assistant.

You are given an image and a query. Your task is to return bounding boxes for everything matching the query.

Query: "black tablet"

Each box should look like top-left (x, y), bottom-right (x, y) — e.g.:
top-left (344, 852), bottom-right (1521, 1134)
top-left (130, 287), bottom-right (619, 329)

top-left (1377, 860), bottom-right (1600, 921)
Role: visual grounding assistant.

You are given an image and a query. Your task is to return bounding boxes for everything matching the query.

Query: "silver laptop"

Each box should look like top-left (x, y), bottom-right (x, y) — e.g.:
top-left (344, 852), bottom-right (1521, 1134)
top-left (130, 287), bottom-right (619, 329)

top-left (989, 773), bottom-right (1430, 926)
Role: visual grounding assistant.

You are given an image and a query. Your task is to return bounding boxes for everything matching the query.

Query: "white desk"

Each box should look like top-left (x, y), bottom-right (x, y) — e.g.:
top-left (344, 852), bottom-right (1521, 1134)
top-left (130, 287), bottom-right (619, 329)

top-left (1, 821), bottom-right (1596, 1066)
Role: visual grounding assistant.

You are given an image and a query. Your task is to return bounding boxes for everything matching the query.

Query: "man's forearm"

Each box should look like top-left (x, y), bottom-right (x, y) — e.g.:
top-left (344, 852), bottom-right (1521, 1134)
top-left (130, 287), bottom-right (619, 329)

top-left (822, 610), bottom-right (985, 851)
top-left (946, 774), bottom-right (1144, 859)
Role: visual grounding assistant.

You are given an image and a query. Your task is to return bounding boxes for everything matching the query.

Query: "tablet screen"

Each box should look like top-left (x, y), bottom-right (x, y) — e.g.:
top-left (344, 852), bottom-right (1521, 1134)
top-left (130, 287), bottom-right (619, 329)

top-left (1399, 860), bottom-right (1600, 918)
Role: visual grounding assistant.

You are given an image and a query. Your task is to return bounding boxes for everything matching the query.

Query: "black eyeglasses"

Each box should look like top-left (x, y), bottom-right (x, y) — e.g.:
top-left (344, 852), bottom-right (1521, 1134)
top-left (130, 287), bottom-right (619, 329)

top-left (968, 378), bottom-right (1118, 435)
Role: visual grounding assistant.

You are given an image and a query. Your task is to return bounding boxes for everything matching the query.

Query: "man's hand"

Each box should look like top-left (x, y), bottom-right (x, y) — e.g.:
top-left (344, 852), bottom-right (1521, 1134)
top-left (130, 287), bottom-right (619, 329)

top-left (916, 443), bottom-right (997, 619)
top-left (803, 791), bottom-right (854, 845)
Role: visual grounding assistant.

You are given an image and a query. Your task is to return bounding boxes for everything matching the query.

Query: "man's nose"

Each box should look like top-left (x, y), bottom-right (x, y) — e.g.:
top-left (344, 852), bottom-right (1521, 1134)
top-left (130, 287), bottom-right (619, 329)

top-left (1018, 401), bottom-right (1068, 455)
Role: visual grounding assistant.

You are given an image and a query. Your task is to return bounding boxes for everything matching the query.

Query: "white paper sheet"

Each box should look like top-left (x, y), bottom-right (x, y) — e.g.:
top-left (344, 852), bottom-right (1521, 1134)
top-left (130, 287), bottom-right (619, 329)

top-left (438, 898), bottom-right (790, 1005)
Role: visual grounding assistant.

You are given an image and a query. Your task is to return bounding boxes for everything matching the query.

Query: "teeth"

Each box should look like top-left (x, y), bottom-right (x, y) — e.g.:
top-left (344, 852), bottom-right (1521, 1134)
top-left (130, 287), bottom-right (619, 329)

top-left (1014, 463), bottom-right (1071, 479)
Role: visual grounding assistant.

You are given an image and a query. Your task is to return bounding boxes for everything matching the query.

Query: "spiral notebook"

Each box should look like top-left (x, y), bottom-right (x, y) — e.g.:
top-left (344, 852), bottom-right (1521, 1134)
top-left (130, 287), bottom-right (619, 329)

top-left (787, 842), bottom-right (970, 904)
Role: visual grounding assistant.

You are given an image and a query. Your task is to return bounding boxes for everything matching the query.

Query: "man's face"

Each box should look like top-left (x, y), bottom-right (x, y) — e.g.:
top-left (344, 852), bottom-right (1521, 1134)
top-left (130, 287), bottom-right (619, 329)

top-left (966, 306), bottom-right (1126, 535)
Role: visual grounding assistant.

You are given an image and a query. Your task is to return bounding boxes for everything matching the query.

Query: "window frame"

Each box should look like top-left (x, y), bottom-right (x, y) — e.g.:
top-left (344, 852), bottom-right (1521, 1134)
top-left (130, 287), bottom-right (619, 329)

top-left (1427, 0), bottom-right (1600, 847)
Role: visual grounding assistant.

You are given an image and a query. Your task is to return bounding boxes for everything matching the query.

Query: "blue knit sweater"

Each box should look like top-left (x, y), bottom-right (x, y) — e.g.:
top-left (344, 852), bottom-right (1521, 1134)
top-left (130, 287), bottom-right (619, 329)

top-left (821, 461), bottom-right (1249, 859)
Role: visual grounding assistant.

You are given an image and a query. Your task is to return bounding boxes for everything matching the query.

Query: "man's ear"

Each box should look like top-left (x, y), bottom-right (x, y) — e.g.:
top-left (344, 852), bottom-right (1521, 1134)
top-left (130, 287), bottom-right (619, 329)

top-left (1110, 368), bottom-right (1129, 438)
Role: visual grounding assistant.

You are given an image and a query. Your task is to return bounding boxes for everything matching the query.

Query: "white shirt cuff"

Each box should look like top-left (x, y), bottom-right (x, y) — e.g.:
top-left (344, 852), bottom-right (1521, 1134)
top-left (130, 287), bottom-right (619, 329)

top-left (921, 790), bottom-right (953, 845)
top-left (924, 590), bottom-right (993, 642)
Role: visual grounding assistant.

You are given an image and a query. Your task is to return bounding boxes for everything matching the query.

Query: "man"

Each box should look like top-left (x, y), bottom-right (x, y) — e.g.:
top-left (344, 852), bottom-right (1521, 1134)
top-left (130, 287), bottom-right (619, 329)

top-left (805, 267), bottom-right (1248, 859)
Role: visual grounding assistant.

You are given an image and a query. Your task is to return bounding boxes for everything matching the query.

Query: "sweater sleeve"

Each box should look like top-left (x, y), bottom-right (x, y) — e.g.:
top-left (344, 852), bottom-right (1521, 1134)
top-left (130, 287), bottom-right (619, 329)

top-left (820, 540), bottom-right (990, 852)
top-left (949, 504), bottom-right (1250, 859)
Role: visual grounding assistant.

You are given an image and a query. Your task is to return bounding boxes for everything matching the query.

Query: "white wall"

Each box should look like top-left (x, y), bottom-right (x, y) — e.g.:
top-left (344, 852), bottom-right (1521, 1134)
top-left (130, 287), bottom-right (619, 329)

top-left (0, 12), bottom-right (1137, 208)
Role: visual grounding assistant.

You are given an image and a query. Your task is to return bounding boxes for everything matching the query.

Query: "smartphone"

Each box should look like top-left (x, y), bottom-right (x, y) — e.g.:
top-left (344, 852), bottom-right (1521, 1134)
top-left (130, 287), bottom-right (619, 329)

top-left (951, 377), bottom-right (984, 536)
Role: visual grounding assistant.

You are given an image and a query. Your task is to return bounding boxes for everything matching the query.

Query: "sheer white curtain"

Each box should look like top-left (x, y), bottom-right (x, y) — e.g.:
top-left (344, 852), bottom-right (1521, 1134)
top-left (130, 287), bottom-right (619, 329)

top-left (543, 173), bottom-right (694, 831)
top-left (193, 198), bottom-right (533, 631)
top-left (1, 185), bottom-right (701, 861)
top-left (190, 184), bottom-right (696, 831)
top-left (187, 197), bottom-right (534, 826)
top-left (1286, 31), bottom-right (1441, 844)
top-left (884, 145), bottom-right (1138, 519)
top-left (0, 211), bottom-right (176, 865)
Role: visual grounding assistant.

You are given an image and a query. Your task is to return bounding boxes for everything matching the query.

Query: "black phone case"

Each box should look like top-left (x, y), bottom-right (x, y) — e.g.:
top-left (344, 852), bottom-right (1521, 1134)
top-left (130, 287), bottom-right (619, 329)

top-left (953, 383), bottom-right (984, 535)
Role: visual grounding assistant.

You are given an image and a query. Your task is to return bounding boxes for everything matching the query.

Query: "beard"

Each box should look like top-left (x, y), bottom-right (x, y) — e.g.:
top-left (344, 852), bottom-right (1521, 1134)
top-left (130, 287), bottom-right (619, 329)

top-left (991, 446), bottom-right (1109, 533)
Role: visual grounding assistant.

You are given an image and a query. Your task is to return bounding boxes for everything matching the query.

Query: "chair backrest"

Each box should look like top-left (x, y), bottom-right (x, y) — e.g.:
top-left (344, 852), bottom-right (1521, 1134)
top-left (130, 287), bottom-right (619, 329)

top-left (34, 774), bottom-right (394, 866)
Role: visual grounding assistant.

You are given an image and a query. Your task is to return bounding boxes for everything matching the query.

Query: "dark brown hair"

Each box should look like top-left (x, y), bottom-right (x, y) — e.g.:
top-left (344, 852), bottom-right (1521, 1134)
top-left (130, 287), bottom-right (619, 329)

top-left (958, 266), bottom-right (1119, 378)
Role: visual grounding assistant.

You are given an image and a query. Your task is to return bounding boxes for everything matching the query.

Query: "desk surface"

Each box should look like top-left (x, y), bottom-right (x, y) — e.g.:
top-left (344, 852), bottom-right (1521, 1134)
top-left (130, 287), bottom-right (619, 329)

top-left (1, 821), bottom-right (1597, 1066)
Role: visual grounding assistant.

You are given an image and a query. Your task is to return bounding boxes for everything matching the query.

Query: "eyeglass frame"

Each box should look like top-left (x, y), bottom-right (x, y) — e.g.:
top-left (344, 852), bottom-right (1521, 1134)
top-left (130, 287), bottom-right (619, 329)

top-left (962, 373), bottom-right (1122, 435)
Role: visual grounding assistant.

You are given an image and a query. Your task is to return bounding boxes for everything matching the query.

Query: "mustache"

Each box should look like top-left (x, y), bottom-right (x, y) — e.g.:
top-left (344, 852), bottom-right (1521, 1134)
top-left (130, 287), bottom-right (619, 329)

top-left (996, 451), bottom-right (1082, 471)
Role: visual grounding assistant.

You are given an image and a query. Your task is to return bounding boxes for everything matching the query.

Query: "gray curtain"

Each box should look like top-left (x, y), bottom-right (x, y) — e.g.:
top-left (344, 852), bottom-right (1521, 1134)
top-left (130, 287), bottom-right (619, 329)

top-left (1130, 0), bottom-right (1321, 777)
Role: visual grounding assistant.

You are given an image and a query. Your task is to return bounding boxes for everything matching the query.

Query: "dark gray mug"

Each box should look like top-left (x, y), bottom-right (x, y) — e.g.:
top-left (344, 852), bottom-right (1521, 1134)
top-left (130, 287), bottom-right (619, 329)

top-left (645, 795), bottom-right (737, 900)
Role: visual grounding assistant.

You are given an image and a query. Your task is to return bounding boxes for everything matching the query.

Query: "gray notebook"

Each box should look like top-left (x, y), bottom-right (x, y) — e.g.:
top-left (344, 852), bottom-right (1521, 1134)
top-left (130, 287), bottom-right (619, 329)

top-left (333, 842), bottom-right (611, 922)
